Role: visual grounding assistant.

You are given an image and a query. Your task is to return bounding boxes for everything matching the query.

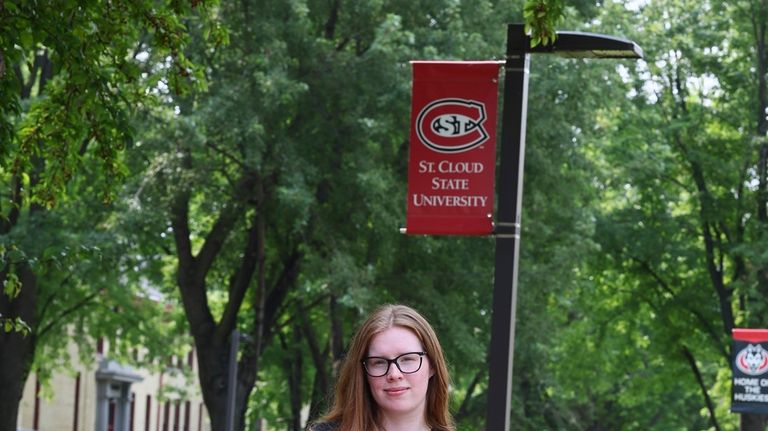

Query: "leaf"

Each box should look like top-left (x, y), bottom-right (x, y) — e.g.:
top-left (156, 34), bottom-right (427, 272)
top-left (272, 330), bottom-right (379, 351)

top-left (3, 272), bottom-right (21, 299)
top-left (14, 318), bottom-right (31, 335)
top-left (7, 248), bottom-right (25, 263)
top-left (19, 29), bottom-right (34, 49)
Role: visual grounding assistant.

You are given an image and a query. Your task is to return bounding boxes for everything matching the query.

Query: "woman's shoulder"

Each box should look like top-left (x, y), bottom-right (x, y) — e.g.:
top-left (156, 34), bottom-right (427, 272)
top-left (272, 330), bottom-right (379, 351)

top-left (306, 421), bottom-right (339, 431)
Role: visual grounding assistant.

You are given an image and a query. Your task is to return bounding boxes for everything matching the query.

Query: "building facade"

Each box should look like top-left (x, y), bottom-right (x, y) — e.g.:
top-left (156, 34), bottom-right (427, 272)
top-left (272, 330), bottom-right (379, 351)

top-left (16, 339), bottom-right (211, 431)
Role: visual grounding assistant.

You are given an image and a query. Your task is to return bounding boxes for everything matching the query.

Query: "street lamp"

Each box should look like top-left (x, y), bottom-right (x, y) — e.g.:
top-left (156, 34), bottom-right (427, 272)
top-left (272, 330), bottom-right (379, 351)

top-left (486, 23), bottom-right (642, 431)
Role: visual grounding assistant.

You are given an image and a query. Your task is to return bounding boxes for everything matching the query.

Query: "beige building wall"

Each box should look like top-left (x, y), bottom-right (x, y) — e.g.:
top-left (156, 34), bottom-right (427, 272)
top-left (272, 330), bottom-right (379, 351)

top-left (16, 338), bottom-right (211, 431)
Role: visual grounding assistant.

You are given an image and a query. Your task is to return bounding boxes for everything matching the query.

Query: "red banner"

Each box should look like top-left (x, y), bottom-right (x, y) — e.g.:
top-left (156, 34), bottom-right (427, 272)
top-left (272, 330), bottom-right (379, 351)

top-left (406, 61), bottom-right (501, 235)
top-left (732, 329), bottom-right (768, 414)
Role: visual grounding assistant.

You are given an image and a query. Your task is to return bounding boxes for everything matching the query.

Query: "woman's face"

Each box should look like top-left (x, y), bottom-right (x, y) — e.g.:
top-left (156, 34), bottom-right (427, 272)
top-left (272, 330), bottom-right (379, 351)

top-left (365, 326), bottom-right (433, 422)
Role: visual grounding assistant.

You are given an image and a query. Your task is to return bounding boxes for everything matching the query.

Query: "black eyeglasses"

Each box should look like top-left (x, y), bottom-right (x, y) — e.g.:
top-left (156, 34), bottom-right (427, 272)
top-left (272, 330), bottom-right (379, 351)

top-left (362, 352), bottom-right (426, 377)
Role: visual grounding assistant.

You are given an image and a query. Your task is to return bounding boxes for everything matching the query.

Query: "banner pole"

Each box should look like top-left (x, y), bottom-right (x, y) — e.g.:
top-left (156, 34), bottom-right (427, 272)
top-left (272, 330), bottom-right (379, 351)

top-left (485, 23), bottom-right (529, 431)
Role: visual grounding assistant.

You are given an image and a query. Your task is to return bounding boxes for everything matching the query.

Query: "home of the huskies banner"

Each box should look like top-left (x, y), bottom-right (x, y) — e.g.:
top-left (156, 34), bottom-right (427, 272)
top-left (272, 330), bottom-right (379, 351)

top-left (732, 328), bottom-right (768, 414)
top-left (405, 61), bottom-right (501, 235)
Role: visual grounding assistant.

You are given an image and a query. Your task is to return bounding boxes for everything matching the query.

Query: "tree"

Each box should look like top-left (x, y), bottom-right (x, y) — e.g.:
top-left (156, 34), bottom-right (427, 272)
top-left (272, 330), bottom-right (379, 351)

top-left (118, 1), bottom-right (534, 428)
top-left (550, 0), bottom-right (768, 429)
top-left (0, 1), bottom-right (211, 429)
top-left (0, 1), bottom-right (571, 429)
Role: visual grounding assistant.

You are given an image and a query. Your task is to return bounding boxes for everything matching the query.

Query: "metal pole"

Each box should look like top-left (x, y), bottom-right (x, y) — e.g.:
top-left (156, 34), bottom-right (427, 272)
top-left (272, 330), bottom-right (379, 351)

top-left (486, 23), bottom-right (529, 431)
top-left (225, 329), bottom-right (240, 431)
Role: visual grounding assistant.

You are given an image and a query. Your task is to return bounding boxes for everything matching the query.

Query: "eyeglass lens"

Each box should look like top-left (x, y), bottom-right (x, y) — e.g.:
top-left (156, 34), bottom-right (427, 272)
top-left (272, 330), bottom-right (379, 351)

top-left (363, 352), bottom-right (424, 377)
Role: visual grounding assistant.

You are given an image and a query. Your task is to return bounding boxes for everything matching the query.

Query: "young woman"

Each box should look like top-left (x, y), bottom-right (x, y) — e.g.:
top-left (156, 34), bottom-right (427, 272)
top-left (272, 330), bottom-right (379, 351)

top-left (308, 304), bottom-right (455, 431)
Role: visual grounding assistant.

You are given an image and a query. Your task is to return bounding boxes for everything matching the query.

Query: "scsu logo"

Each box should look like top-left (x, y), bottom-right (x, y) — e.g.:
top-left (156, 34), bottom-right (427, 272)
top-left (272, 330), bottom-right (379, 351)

top-left (416, 98), bottom-right (489, 153)
top-left (735, 344), bottom-right (768, 376)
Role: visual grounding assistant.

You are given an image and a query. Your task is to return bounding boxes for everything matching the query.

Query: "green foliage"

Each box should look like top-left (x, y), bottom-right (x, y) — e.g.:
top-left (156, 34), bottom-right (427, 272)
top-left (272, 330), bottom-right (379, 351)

top-left (542, 0), bottom-right (768, 428)
top-left (0, 0), bottom-right (214, 205)
top-left (8, 0), bottom-right (768, 430)
top-left (524, 0), bottom-right (565, 47)
top-left (0, 253), bottom-right (24, 320)
top-left (0, 1), bottom-right (220, 428)
top-left (0, 313), bottom-right (30, 335)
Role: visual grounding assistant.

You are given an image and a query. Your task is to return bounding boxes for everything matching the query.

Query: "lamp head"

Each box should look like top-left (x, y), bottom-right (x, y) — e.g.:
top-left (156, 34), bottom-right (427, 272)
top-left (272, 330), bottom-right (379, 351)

top-left (508, 24), bottom-right (643, 59)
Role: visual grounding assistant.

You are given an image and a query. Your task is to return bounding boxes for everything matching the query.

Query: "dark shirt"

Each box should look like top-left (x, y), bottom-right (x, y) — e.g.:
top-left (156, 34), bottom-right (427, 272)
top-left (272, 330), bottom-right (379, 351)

top-left (307, 422), bottom-right (339, 431)
top-left (308, 423), bottom-right (438, 431)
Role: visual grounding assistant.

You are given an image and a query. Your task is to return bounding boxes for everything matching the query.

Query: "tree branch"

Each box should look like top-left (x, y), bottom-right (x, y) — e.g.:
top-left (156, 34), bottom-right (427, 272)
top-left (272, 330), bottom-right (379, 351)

top-left (0, 19), bottom-right (4, 79)
top-left (170, 189), bottom-right (216, 338)
top-left (216, 209), bottom-right (262, 340)
top-left (324, 0), bottom-right (340, 40)
top-left (170, 190), bottom-right (194, 265)
top-left (37, 289), bottom-right (100, 339)
top-left (633, 257), bottom-right (729, 360)
top-left (261, 248), bottom-right (302, 346)
top-left (665, 84), bottom-right (734, 336)
top-left (681, 345), bottom-right (722, 431)
top-left (195, 173), bottom-right (259, 279)
top-left (455, 370), bottom-right (483, 421)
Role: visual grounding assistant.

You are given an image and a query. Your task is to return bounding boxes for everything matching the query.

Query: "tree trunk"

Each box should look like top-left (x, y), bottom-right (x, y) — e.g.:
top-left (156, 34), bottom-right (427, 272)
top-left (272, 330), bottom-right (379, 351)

top-left (194, 335), bottom-right (252, 431)
top-left (455, 370), bottom-right (482, 422)
top-left (0, 0), bottom-right (4, 79)
top-left (0, 264), bottom-right (38, 431)
top-left (302, 303), bottom-right (329, 423)
top-left (171, 177), bottom-right (302, 430)
top-left (329, 295), bottom-right (345, 377)
top-left (754, 0), bottom-right (768, 221)
top-left (174, 236), bottom-right (256, 430)
top-left (287, 330), bottom-right (303, 431)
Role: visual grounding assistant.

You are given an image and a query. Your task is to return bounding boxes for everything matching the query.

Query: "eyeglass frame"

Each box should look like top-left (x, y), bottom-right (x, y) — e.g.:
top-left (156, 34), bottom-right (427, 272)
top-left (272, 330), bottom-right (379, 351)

top-left (361, 351), bottom-right (427, 377)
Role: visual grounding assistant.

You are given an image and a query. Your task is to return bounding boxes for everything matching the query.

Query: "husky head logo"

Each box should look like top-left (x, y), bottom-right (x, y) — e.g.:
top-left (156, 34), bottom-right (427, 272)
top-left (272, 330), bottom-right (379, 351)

top-left (416, 98), bottom-right (489, 153)
top-left (735, 344), bottom-right (768, 376)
